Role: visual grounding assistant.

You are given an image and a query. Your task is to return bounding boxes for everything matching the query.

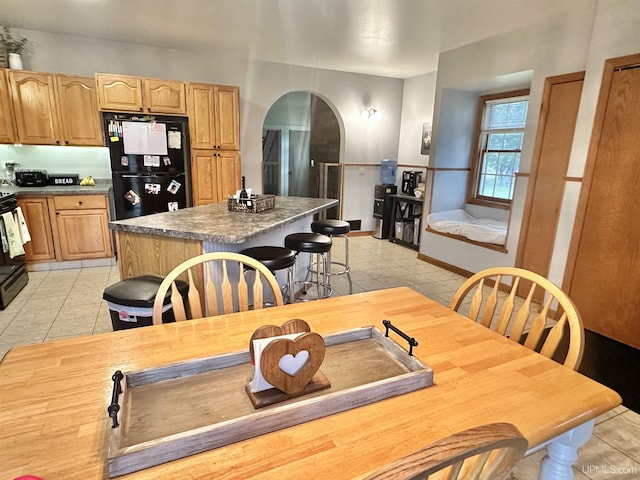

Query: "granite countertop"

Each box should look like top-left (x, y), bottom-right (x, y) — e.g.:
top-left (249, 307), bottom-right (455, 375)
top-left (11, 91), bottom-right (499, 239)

top-left (0, 179), bottom-right (112, 196)
top-left (109, 196), bottom-right (339, 243)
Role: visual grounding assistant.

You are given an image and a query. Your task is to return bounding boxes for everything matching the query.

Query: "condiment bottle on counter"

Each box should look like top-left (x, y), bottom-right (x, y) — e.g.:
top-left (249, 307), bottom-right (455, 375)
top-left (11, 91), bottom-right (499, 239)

top-left (239, 176), bottom-right (249, 204)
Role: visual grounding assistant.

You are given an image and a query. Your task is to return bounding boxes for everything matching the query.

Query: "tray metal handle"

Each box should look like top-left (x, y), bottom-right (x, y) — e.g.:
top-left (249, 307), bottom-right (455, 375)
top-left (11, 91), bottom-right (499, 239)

top-left (382, 320), bottom-right (419, 356)
top-left (108, 370), bottom-right (124, 428)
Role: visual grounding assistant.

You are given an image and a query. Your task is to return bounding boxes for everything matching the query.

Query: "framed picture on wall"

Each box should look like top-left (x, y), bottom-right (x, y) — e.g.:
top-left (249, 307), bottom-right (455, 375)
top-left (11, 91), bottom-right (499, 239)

top-left (421, 123), bottom-right (432, 155)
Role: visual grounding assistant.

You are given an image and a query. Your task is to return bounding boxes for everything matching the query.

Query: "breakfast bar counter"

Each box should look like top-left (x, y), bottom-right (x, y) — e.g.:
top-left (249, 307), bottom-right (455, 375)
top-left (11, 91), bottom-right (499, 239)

top-left (110, 196), bottom-right (338, 279)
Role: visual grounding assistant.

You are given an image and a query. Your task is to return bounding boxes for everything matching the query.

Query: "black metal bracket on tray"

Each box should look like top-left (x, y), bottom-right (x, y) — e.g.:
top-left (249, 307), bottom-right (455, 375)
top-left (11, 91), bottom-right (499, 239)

top-left (382, 320), bottom-right (419, 356)
top-left (107, 370), bottom-right (124, 428)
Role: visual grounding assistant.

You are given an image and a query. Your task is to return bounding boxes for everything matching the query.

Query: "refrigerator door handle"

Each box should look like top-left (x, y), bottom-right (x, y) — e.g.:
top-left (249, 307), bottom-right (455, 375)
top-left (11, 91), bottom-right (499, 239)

top-left (121, 173), bottom-right (177, 178)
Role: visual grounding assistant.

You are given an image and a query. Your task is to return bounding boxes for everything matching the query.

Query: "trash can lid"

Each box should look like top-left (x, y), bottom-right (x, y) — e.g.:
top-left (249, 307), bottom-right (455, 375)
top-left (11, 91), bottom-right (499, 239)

top-left (102, 275), bottom-right (188, 308)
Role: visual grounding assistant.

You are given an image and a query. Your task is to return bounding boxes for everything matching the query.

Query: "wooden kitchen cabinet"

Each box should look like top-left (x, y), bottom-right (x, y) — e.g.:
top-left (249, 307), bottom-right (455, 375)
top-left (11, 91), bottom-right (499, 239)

top-left (8, 70), bottom-right (63, 145)
top-left (6, 70), bottom-right (103, 146)
top-left (0, 69), bottom-right (17, 143)
top-left (217, 150), bottom-right (241, 199)
top-left (191, 149), bottom-right (240, 206)
top-left (17, 196), bottom-right (57, 262)
top-left (54, 194), bottom-right (113, 260)
top-left (187, 83), bottom-right (240, 150)
top-left (18, 194), bottom-right (113, 263)
top-left (96, 73), bottom-right (186, 114)
top-left (188, 83), bottom-right (240, 205)
top-left (95, 73), bottom-right (143, 112)
top-left (143, 78), bottom-right (186, 114)
top-left (56, 75), bottom-right (104, 146)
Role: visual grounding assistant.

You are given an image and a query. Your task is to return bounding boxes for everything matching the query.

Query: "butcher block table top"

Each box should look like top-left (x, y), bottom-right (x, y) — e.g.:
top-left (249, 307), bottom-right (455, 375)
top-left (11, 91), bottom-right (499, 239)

top-left (0, 287), bottom-right (621, 480)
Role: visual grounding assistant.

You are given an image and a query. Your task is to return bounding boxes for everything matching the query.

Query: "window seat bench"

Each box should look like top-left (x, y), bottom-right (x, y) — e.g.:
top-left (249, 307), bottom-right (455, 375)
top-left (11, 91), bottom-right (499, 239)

top-left (426, 209), bottom-right (507, 246)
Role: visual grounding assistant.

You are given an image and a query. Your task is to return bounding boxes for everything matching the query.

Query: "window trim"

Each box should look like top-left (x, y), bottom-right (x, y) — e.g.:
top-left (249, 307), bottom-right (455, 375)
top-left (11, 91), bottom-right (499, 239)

top-left (467, 88), bottom-right (530, 209)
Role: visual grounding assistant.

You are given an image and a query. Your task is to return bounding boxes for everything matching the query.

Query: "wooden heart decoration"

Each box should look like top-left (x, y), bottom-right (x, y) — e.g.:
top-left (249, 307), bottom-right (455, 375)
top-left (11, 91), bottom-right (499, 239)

top-left (249, 319), bottom-right (311, 363)
top-left (260, 332), bottom-right (325, 396)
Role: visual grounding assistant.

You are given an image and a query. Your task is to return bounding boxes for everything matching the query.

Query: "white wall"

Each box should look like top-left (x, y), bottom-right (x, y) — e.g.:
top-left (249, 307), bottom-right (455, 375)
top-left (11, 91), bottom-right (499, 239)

top-left (1, 28), bottom-right (404, 229)
top-left (397, 71), bottom-right (437, 166)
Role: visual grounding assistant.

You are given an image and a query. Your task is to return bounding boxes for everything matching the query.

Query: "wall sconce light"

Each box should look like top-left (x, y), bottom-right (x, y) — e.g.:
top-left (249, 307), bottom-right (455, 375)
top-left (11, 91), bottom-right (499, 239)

top-left (361, 108), bottom-right (382, 120)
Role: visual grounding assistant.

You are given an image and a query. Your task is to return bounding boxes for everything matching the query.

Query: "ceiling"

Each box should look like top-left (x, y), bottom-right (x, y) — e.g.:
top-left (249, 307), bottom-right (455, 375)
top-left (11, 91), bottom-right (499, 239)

top-left (1, 0), bottom-right (586, 78)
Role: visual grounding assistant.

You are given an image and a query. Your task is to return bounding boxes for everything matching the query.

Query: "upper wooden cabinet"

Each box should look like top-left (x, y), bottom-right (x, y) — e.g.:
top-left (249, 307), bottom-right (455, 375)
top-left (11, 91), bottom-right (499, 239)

top-left (187, 83), bottom-right (240, 150)
top-left (95, 73), bottom-right (143, 112)
top-left (144, 78), bottom-right (186, 114)
top-left (5, 70), bottom-right (103, 146)
top-left (56, 75), bottom-right (104, 146)
top-left (96, 73), bottom-right (186, 114)
top-left (0, 70), bottom-right (16, 143)
top-left (9, 70), bottom-right (63, 145)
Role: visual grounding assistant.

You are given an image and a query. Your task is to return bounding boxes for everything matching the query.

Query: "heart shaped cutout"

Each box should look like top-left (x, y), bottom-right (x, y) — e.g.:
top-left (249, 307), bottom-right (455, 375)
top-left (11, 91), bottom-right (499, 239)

top-left (260, 332), bottom-right (325, 396)
top-left (278, 350), bottom-right (310, 375)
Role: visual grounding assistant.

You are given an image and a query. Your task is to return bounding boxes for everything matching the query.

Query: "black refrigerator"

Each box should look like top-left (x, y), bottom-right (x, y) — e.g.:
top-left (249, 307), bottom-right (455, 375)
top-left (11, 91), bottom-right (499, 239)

top-left (103, 112), bottom-right (192, 220)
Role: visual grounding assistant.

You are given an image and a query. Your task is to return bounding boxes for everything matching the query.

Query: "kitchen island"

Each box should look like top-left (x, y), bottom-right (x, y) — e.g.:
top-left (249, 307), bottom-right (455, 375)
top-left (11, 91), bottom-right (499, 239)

top-left (110, 196), bottom-right (338, 280)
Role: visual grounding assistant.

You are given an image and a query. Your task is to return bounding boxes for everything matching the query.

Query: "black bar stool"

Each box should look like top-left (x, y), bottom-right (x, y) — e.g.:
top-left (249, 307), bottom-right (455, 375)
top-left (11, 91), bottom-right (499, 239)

top-left (311, 219), bottom-right (352, 295)
top-left (239, 246), bottom-right (297, 304)
top-left (284, 232), bottom-right (332, 302)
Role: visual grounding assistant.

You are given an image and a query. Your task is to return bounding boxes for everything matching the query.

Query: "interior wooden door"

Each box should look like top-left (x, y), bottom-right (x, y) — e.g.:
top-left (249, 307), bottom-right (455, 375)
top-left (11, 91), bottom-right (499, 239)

top-left (566, 54), bottom-right (640, 349)
top-left (516, 73), bottom-right (584, 290)
top-left (310, 94), bottom-right (341, 219)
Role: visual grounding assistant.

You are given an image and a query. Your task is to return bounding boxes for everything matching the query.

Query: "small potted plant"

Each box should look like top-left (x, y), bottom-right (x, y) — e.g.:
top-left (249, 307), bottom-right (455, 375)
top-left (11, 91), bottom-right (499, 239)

top-left (0, 26), bottom-right (29, 69)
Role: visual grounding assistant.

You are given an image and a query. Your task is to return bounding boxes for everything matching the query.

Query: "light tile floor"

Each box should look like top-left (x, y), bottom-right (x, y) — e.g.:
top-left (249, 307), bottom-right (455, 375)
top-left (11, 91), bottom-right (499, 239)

top-left (0, 236), bottom-right (638, 479)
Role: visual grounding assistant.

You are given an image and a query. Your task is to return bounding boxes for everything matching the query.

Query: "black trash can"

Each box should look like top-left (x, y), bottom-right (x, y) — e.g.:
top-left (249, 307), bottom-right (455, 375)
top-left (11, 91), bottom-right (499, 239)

top-left (103, 275), bottom-right (188, 330)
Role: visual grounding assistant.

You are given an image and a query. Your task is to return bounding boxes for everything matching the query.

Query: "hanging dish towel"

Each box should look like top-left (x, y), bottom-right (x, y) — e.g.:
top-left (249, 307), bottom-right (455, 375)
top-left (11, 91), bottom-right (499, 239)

top-left (1, 212), bottom-right (25, 258)
top-left (14, 206), bottom-right (31, 243)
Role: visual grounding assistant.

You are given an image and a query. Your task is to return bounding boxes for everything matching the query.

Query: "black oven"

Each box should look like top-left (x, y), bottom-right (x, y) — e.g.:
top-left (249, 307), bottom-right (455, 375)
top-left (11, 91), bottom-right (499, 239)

top-left (0, 192), bottom-right (29, 309)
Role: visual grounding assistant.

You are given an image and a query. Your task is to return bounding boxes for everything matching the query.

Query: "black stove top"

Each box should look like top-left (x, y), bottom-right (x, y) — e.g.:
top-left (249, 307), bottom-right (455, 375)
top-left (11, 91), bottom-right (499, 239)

top-left (0, 192), bottom-right (17, 214)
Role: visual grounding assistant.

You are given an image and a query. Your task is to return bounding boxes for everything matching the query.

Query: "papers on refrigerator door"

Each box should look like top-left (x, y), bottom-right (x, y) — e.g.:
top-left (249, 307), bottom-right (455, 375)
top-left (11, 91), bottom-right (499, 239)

top-left (122, 121), bottom-right (168, 155)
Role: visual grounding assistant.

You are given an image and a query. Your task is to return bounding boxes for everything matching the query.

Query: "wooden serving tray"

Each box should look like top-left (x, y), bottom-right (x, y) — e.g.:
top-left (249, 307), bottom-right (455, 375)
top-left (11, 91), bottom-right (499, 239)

top-left (107, 326), bottom-right (434, 477)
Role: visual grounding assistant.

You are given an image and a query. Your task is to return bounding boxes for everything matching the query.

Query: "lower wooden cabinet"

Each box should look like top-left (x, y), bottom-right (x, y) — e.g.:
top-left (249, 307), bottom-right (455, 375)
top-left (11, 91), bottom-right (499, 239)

top-left (17, 197), bottom-right (56, 262)
top-left (53, 195), bottom-right (113, 260)
top-left (191, 149), bottom-right (240, 206)
top-left (18, 194), bottom-right (113, 263)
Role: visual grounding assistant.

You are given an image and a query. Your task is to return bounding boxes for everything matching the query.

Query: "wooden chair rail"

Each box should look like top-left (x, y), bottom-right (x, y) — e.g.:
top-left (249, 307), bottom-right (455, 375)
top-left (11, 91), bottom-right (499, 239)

top-left (363, 422), bottom-right (528, 480)
top-left (152, 252), bottom-right (284, 323)
top-left (449, 267), bottom-right (584, 370)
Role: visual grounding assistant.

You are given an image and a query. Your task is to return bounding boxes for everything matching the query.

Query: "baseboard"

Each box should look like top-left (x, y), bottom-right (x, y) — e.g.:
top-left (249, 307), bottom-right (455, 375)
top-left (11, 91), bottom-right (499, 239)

top-left (416, 253), bottom-right (474, 278)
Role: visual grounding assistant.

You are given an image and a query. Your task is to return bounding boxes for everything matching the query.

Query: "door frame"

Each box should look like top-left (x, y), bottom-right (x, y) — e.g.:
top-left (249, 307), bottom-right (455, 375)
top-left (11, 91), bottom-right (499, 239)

top-left (261, 91), bottom-right (345, 218)
top-left (562, 52), bottom-right (640, 293)
top-left (515, 71), bottom-right (584, 282)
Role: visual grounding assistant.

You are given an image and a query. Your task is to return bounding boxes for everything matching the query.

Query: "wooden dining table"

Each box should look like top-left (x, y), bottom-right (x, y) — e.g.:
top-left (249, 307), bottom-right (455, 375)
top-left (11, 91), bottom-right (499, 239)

top-left (0, 287), bottom-right (621, 480)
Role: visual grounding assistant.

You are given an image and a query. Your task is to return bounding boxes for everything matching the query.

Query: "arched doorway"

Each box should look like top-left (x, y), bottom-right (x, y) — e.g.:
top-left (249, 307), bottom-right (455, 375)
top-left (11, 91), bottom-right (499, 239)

top-left (262, 92), bottom-right (341, 219)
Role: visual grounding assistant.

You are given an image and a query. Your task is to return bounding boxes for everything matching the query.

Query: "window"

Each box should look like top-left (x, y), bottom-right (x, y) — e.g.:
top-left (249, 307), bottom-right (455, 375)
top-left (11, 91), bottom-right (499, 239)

top-left (470, 90), bottom-right (529, 206)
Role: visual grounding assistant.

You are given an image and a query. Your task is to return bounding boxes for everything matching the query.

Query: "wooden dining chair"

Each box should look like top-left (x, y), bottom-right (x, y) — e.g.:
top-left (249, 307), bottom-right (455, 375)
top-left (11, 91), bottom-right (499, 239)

top-left (449, 267), bottom-right (584, 370)
top-left (363, 423), bottom-right (527, 480)
top-left (152, 252), bottom-right (284, 324)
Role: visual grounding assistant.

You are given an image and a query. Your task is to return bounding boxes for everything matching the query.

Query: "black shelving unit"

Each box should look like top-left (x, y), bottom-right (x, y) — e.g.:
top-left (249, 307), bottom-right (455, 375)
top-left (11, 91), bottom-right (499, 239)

top-left (388, 194), bottom-right (423, 250)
